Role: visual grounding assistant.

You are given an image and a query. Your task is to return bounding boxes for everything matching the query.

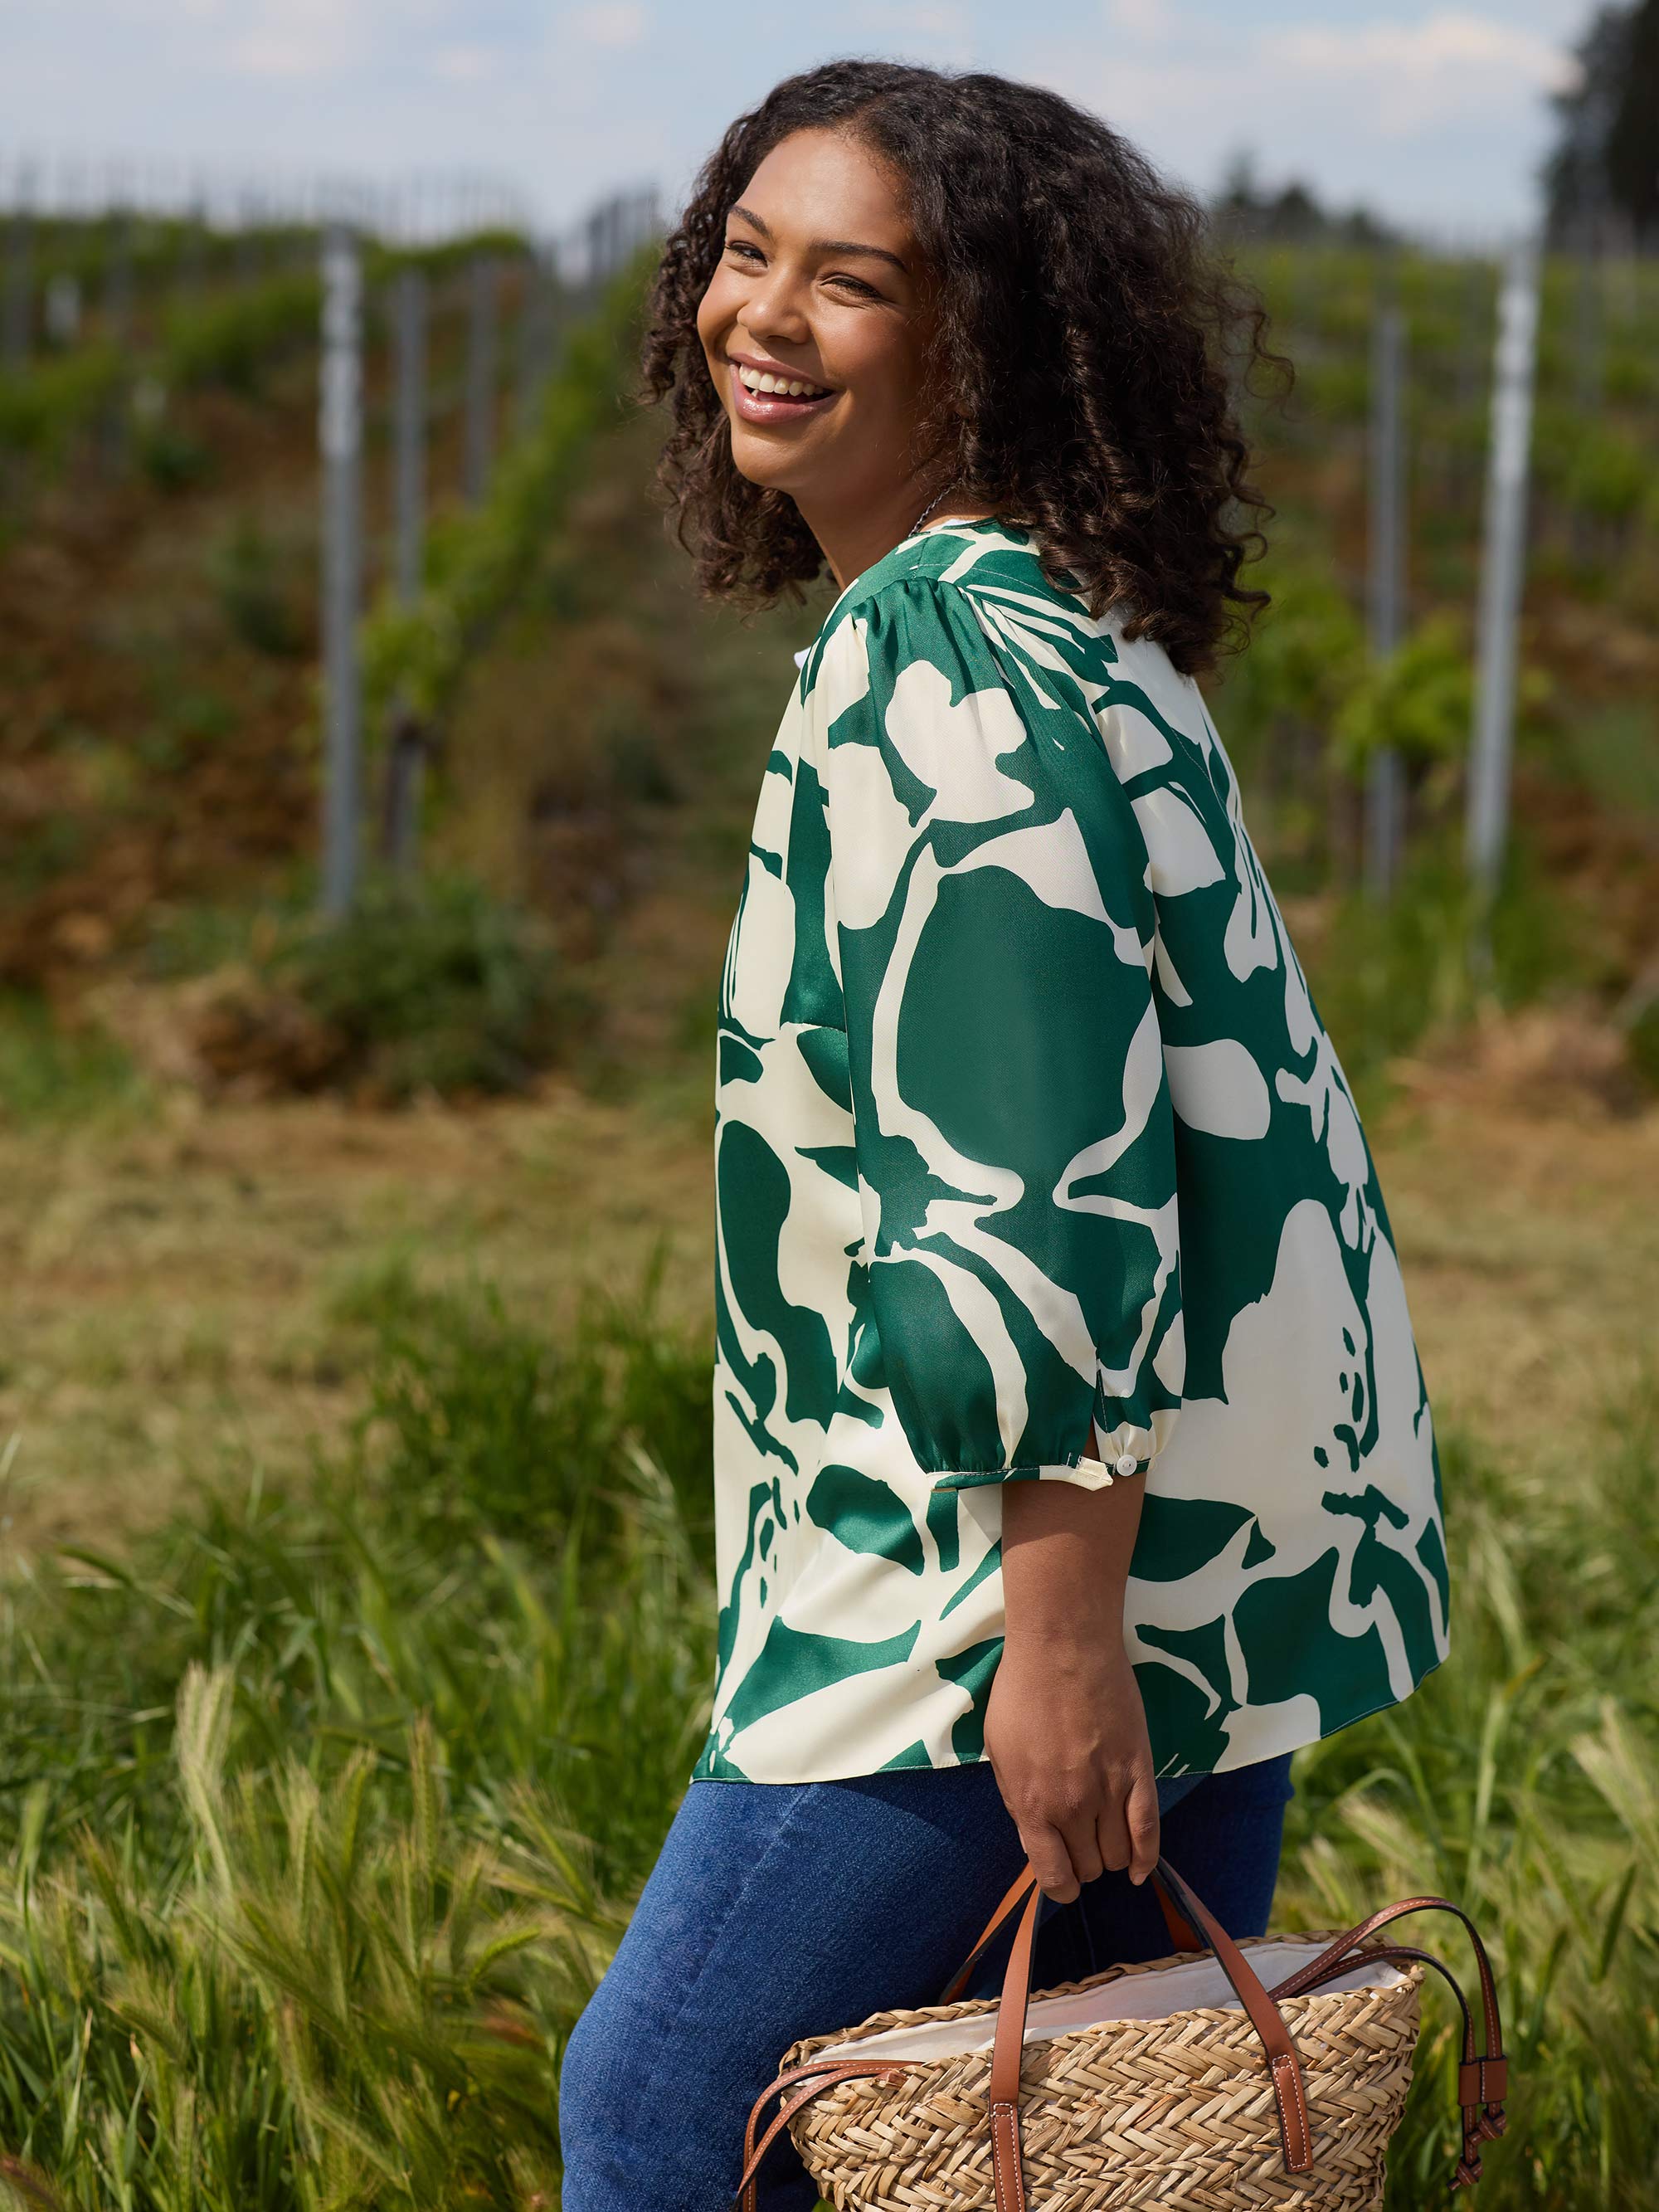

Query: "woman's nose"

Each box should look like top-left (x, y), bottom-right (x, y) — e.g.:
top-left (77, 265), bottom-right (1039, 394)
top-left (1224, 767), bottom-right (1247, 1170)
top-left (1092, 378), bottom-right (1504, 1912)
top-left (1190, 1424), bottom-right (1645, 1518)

top-left (740, 278), bottom-right (810, 347)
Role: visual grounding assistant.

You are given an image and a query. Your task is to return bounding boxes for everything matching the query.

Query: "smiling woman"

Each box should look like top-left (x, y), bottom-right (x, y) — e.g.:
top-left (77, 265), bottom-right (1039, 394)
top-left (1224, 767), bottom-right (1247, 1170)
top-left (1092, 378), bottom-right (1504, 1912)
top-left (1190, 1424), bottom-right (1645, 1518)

top-left (684, 126), bottom-right (975, 588)
top-left (557, 59), bottom-right (1450, 2212)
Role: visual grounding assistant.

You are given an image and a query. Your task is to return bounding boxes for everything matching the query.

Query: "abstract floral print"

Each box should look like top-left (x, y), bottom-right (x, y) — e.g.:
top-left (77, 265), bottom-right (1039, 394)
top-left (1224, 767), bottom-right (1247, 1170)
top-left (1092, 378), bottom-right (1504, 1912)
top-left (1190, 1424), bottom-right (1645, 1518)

top-left (698, 519), bottom-right (1447, 1785)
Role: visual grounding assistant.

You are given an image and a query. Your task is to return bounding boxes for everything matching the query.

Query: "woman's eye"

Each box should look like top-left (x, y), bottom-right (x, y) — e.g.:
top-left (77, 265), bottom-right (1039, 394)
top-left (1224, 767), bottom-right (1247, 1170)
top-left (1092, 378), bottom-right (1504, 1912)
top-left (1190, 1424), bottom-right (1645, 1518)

top-left (826, 275), bottom-right (880, 300)
top-left (725, 240), bottom-right (764, 264)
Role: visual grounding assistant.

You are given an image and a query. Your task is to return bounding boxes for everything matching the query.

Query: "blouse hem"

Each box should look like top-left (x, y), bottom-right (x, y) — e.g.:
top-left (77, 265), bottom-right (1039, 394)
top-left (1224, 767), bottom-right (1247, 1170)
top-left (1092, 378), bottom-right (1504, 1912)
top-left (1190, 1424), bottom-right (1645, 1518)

top-left (686, 1649), bottom-right (1447, 1791)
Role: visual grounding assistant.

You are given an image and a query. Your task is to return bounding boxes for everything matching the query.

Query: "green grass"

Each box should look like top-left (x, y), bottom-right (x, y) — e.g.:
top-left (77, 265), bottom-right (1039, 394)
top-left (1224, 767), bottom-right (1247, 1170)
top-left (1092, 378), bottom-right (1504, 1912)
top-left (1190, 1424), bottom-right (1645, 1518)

top-left (1299, 840), bottom-right (1596, 1107)
top-left (131, 872), bottom-right (588, 1104)
top-left (0, 1268), bottom-right (713, 2209)
top-left (0, 1262), bottom-right (1652, 2207)
top-left (1, 233), bottom-right (1656, 2209)
top-left (0, 993), bottom-right (153, 1130)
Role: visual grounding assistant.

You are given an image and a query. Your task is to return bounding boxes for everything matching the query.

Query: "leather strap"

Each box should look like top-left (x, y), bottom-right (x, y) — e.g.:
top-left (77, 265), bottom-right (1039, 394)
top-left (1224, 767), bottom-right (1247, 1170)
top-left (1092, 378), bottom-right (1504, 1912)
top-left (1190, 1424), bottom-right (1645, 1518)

top-left (1152, 1859), bottom-right (1313, 2171)
top-left (1268, 1893), bottom-right (1501, 2054)
top-left (732, 2058), bottom-right (907, 2212)
top-left (939, 1854), bottom-right (1200, 2005)
top-left (1267, 1894), bottom-right (1508, 2189)
top-left (734, 1865), bottom-right (1508, 2204)
top-left (940, 1858), bottom-right (1044, 2004)
top-left (986, 1880), bottom-right (1044, 2208)
top-left (949, 1858), bottom-right (1315, 2189)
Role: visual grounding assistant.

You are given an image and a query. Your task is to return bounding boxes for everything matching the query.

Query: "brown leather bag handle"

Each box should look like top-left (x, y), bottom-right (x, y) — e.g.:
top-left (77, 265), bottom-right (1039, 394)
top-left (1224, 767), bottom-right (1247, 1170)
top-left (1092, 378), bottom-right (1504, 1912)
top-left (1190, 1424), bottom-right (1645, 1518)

top-left (1267, 1893), bottom-right (1510, 2190)
top-left (732, 2057), bottom-right (907, 2212)
top-left (735, 1862), bottom-right (1510, 2206)
top-left (939, 1853), bottom-right (1194, 2002)
top-left (948, 1856), bottom-right (1316, 2208)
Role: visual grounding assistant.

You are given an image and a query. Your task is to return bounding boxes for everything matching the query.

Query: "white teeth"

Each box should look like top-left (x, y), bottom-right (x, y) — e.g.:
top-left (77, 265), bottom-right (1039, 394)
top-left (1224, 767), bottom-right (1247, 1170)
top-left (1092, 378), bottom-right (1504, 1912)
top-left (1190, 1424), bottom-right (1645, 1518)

top-left (736, 363), bottom-right (827, 400)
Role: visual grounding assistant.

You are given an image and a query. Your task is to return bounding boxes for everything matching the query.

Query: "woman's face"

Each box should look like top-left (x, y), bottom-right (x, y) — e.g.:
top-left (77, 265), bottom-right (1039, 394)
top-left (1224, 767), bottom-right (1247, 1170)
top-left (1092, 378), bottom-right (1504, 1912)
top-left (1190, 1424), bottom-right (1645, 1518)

top-left (695, 127), bottom-right (937, 520)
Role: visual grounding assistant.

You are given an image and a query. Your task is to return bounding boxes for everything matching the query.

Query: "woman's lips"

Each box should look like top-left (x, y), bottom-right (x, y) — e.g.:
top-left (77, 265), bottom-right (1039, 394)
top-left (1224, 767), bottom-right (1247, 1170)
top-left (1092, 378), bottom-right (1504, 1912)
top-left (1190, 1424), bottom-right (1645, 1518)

top-left (727, 364), bottom-right (839, 426)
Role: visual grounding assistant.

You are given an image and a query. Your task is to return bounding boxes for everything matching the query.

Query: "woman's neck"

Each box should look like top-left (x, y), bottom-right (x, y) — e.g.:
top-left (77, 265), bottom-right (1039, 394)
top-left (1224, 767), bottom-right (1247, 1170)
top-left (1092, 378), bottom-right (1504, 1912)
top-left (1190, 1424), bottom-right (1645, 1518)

top-left (800, 487), bottom-right (999, 592)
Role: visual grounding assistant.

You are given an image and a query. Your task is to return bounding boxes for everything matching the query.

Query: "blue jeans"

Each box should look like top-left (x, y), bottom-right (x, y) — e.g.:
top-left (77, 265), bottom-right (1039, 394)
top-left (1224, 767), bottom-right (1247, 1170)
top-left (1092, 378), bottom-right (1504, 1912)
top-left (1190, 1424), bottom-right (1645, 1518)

top-left (557, 1753), bottom-right (1295, 2210)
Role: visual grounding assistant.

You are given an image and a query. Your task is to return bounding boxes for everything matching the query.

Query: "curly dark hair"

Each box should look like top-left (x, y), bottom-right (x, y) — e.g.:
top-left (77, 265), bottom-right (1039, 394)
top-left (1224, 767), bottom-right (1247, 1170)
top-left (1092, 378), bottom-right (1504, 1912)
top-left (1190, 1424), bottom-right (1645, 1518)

top-left (638, 60), bottom-right (1284, 676)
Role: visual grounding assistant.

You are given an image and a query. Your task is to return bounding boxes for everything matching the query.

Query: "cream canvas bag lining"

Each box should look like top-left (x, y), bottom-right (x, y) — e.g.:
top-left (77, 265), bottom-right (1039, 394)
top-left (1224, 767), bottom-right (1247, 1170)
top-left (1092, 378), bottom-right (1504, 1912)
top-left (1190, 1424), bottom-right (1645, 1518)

top-left (815, 1938), bottom-right (1408, 2067)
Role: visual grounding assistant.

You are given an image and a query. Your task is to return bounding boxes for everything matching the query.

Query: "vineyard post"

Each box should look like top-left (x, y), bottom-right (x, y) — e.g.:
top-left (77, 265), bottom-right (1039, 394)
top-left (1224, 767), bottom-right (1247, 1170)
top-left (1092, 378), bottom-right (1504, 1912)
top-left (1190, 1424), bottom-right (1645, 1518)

top-left (319, 223), bottom-right (364, 918)
top-left (1364, 288), bottom-right (1407, 899)
top-left (393, 266), bottom-right (427, 602)
top-left (1465, 239), bottom-right (1540, 935)
top-left (463, 250), bottom-right (498, 503)
top-left (383, 262), bottom-right (429, 875)
top-left (44, 272), bottom-right (80, 347)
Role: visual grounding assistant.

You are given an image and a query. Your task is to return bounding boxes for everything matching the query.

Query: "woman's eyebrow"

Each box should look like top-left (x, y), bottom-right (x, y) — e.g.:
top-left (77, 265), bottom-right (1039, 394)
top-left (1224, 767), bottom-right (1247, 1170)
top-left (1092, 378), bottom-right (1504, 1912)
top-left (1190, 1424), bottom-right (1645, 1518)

top-left (728, 203), bottom-right (909, 275)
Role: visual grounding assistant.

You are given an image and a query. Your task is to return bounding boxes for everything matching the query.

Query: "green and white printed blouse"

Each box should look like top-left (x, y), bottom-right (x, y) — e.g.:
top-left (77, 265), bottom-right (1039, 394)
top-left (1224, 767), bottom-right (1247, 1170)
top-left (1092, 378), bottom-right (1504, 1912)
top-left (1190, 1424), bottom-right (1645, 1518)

top-left (696, 517), bottom-right (1448, 1786)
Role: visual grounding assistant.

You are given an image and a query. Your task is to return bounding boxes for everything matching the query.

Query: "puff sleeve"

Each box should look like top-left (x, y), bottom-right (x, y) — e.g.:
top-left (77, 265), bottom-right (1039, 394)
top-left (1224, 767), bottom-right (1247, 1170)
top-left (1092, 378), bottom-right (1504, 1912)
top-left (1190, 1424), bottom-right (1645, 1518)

top-left (800, 576), bottom-right (1185, 1493)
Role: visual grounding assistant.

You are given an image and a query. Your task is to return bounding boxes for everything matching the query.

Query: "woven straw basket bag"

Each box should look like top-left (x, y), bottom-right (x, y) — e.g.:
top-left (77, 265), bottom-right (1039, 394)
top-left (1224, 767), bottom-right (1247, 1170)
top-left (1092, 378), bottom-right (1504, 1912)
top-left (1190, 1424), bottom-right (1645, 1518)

top-left (734, 1854), bottom-right (1509, 2211)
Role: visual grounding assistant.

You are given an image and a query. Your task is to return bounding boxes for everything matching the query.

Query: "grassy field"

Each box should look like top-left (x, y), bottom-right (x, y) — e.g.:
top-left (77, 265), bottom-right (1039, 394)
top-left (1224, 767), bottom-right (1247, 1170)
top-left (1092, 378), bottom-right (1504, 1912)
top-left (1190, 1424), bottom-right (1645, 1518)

top-left (0, 270), bottom-right (1657, 2205)
top-left (0, 1078), bottom-right (1653, 2208)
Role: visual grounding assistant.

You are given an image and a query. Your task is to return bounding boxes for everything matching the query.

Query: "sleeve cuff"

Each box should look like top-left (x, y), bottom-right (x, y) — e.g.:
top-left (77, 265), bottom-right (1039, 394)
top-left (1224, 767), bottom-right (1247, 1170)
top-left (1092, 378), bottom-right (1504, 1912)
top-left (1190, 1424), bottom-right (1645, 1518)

top-left (926, 1418), bottom-right (1165, 1493)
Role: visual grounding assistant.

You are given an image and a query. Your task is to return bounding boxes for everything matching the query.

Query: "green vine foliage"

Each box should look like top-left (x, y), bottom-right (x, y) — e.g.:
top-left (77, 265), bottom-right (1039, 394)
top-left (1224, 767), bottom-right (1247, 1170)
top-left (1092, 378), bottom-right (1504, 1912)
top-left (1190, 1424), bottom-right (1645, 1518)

top-left (360, 268), bottom-right (641, 728)
top-left (0, 273), bottom-right (321, 461)
top-left (0, 343), bottom-right (125, 460)
top-left (1214, 563), bottom-right (1367, 746)
top-left (1333, 613), bottom-right (1475, 772)
top-left (0, 231), bottom-right (533, 469)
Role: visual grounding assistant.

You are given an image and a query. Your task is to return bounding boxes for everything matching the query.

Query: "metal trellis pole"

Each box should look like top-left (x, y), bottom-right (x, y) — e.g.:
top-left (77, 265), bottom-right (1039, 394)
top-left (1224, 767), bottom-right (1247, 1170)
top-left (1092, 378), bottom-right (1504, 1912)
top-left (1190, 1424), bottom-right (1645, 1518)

top-left (1464, 240), bottom-right (1540, 928)
top-left (1364, 293), bottom-right (1408, 899)
top-left (319, 224), bottom-right (364, 918)
top-left (384, 261), bottom-right (429, 875)
top-left (393, 265), bottom-right (426, 602)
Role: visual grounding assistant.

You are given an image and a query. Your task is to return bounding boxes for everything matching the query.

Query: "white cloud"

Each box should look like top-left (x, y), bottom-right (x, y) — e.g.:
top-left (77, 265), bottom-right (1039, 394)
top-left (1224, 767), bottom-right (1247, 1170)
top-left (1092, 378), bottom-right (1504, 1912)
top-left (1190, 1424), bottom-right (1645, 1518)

top-left (848, 1), bottom-right (973, 59)
top-left (1053, 3), bottom-right (1578, 227)
top-left (430, 42), bottom-right (500, 81)
top-left (567, 2), bottom-right (649, 45)
top-left (1103, 0), bottom-right (1175, 39)
top-left (222, 0), bottom-right (378, 79)
top-left (1267, 12), bottom-right (1579, 130)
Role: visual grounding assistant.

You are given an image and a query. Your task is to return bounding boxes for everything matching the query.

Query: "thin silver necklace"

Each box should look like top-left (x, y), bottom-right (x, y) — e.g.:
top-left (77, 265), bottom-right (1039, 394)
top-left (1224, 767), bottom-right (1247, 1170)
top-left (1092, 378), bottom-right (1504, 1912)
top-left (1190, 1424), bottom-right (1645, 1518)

top-left (910, 482), bottom-right (957, 535)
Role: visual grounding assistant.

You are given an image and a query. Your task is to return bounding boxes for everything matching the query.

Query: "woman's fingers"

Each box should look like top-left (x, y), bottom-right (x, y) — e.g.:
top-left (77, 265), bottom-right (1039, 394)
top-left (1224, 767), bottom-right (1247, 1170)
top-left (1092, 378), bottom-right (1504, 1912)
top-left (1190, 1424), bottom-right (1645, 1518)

top-left (1020, 1817), bottom-right (1080, 1903)
top-left (1058, 1810), bottom-right (1105, 1888)
top-left (1024, 1776), bottom-right (1159, 1902)
top-left (1094, 1804), bottom-right (1129, 1877)
top-left (1125, 1768), bottom-right (1161, 1885)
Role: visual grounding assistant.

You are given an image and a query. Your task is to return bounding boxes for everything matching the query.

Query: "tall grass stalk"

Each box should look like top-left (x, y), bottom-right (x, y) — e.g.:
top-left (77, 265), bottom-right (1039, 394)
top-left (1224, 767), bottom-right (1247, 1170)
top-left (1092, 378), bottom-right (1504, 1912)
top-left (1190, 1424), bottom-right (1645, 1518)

top-left (0, 1275), bottom-right (1651, 2207)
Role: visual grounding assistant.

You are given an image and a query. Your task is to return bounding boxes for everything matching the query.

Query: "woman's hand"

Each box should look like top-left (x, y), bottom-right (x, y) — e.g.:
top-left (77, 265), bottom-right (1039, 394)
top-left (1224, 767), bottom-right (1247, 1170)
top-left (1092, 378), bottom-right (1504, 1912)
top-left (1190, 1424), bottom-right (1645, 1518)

top-left (984, 1625), bottom-right (1160, 1901)
top-left (986, 1463), bottom-right (1159, 1901)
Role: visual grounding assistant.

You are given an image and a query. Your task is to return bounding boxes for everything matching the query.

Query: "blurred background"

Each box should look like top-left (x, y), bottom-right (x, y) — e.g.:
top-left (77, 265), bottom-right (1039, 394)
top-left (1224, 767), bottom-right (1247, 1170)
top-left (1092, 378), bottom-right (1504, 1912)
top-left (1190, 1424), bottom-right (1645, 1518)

top-left (0, 4), bottom-right (1654, 2207)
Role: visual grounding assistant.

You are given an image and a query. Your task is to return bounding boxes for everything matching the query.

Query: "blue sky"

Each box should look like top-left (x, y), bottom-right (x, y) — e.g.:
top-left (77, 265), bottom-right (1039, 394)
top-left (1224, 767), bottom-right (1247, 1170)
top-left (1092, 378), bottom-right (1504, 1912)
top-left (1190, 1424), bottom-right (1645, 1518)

top-left (0, 1), bottom-right (1587, 241)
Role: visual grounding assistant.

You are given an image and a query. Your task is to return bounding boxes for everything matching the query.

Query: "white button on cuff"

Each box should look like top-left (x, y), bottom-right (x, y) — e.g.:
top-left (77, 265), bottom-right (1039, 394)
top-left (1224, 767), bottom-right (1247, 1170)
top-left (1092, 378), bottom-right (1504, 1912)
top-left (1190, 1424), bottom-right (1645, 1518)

top-left (1114, 1453), bottom-right (1141, 1478)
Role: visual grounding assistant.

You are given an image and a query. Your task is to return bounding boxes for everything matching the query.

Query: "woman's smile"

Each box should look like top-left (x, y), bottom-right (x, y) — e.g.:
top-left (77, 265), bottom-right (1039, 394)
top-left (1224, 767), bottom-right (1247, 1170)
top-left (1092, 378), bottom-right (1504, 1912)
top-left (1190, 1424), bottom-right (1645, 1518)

top-left (691, 127), bottom-right (950, 582)
top-left (725, 347), bottom-right (839, 424)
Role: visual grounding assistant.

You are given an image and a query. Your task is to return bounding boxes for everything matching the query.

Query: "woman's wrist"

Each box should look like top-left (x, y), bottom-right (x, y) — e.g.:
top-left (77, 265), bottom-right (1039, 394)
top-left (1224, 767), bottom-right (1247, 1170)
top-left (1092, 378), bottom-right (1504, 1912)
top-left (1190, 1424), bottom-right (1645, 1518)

top-left (1000, 1609), bottom-right (1128, 1654)
top-left (1000, 1464), bottom-right (1143, 1647)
